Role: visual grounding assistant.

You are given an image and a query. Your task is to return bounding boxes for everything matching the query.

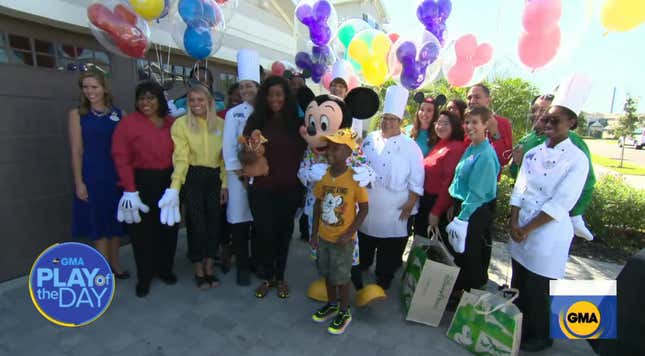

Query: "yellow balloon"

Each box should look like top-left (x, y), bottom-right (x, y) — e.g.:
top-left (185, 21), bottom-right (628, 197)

top-left (363, 61), bottom-right (387, 86)
top-left (601, 0), bottom-right (645, 32)
top-left (348, 39), bottom-right (369, 63)
top-left (130, 0), bottom-right (165, 21)
top-left (372, 33), bottom-right (392, 55)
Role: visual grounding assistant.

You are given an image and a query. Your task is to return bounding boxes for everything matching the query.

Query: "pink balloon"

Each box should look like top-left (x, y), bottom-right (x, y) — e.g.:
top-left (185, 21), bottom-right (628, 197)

top-left (473, 43), bottom-right (493, 66)
top-left (348, 75), bottom-right (360, 90)
top-left (518, 27), bottom-right (561, 70)
top-left (447, 60), bottom-right (475, 87)
top-left (522, 0), bottom-right (562, 33)
top-left (455, 34), bottom-right (477, 61)
top-left (321, 71), bottom-right (333, 90)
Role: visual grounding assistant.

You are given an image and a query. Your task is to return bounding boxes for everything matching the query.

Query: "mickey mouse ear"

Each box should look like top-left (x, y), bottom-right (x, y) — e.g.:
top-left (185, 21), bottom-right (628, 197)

top-left (297, 86), bottom-right (315, 114)
top-left (283, 70), bottom-right (294, 79)
top-left (300, 68), bottom-right (312, 79)
top-left (413, 92), bottom-right (426, 104)
top-left (434, 94), bottom-right (447, 107)
top-left (345, 87), bottom-right (380, 120)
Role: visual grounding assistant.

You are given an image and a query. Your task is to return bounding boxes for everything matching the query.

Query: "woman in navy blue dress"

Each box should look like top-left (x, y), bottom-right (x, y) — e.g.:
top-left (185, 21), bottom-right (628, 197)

top-left (69, 70), bottom-right (128, 278)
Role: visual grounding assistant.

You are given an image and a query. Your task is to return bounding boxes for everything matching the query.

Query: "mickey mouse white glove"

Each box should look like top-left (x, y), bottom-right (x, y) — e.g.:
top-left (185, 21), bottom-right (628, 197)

top-left (571, 215), bottom-right (593, 241)
top-left (309, 163), bottom-right (329, 183)
top-left (352, 165), bottom-right (376, 187)
top-left (117, 191), bottom-right (150, 224)
top-left (167, 99), bottom-right (186, 118)
top-left (158, 188), bottom-right (181, 226)
top-left (446, 218), bottom-right (468, 253)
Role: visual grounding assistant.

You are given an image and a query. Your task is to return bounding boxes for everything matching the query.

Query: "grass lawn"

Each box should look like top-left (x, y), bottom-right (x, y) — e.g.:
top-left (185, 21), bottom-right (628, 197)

top-left (591, 154), bottom-right (645, 176)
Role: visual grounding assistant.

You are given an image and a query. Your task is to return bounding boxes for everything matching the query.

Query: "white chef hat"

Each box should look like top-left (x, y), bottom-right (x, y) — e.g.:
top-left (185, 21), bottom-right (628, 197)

top-left (552, 74), bottom-right (592, 117)
top-left (331, 60), bottom-right (349, 82)
top-left (237, 49), bottom-right (260, 83)
top-left (383, 85), bottom-right (409, 120)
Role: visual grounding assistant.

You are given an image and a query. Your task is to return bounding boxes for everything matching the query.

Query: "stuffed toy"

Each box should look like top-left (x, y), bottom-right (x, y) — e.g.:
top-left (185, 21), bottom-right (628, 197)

top-left (296, 86), bottom-right (387, 307)
top-left (237, 129), bottom-right (269, 178)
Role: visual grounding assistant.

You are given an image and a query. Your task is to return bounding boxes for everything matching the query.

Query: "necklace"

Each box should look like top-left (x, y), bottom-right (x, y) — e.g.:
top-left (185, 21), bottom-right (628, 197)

top-left (90, 107), bottom-right (109, 117)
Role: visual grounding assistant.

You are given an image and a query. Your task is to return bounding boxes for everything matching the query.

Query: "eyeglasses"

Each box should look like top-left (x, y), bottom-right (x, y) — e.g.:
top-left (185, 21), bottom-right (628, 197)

top-left (539, 115), bottom-right (563, 125)
top-left (435, 120), bottom-right (450, 127)
top-left (540, 94), bottom-right (555, 101)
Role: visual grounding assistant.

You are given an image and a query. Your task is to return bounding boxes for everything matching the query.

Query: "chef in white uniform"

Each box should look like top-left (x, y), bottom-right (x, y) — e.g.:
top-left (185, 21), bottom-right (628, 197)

top-left (509, 74), bottom-right (591, 352)
top-left (328, 61), bottom-right (363, 138)
top-left (223, 49), bottom-right (260, 286)
top-left (358, 85), bottom-right (425, 290)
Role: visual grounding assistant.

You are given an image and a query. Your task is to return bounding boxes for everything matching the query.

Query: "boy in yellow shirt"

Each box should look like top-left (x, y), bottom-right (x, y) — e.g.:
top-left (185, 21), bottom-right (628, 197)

top-left (310, 129), bottom-right (369, 335)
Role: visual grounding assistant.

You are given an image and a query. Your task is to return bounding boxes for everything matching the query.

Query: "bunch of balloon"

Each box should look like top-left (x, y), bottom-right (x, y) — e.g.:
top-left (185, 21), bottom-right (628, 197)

top-left (601, 0), bottom-right (645, 33)
top-left (320, 60), bottom-right (360, 91)
top-left (170, 0), bottom-right (226, 60)
top-left (331, 19), bottom-right (371, 68)
top-left (388, 31), bottom-right (442, 90)
top-left (416, 0), bottom-right (452, 45)
top-left (518, 0), bottom-right (562, 71)
top-left (87, 0), bottom-right (151, 58)
top-left (347, 29), bottom-right (392, 87)
top-left (293, 0), bottom-right (338, 83)
top-left (442, 33), bottom-right (494, 87)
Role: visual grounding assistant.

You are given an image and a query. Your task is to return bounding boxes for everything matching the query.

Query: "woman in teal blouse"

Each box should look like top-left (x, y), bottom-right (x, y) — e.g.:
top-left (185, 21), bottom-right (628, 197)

top-left (446, 105), bottom-right (501, 295)
top-left (405, 95), bottom-right (443, 156)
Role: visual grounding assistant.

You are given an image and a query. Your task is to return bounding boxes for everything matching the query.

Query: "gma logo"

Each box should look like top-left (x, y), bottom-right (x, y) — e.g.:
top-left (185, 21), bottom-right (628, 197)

top-left (558, 301), bottom-right (603, 339)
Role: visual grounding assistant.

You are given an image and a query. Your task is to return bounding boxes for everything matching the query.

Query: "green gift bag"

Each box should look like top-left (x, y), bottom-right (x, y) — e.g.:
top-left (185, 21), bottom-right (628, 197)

top-left (402, 227), bottom-right (460, 327)
top-left (446, 288), bottom-right (523, 356)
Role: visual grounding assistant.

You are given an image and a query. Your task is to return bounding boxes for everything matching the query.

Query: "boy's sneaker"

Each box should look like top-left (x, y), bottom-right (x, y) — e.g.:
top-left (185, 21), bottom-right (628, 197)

top-left (312, 303), bottom-right (339, 323)
top-left (327, 307), bottom-right (352, 335)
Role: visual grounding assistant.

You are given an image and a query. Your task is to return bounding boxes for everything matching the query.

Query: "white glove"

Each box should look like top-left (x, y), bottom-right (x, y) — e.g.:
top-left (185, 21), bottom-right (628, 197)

top-left (167, 99), bottom-right (186, 118)
top-left (571, 215), bottom-right (593, 241)
top-left (352, 165), bottom-right (376, 187)
top-left (158, 188), bottom-right (181, 226)
top-left (117, 191), bottom-right (150, 224)
top-left (446, 218), bottom-right (468, 253)
top-left (306, 163), bottom-right (328, 184)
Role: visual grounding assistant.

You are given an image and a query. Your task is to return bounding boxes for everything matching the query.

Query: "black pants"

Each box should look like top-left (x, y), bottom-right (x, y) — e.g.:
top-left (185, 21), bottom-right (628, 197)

top-left (249, 187), bottom-right (301, 281)
top-left (511, 259), bottom-right (553, 342)
top-left (450, 199), bottom-right (494, 291)
top-left (231, 222), bottom-right (252, 271)
top-left (181, 166), bottom-right (221, 263)
top-left (413, 193), bottom-right (450, 238)
top-left (358, 219), bottom-right (412, 283)
top-left (129, 169), bottom-right (178, 285)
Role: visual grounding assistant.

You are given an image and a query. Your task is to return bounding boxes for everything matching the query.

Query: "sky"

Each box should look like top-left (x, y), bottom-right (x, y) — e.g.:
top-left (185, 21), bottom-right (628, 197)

top-left (383, 0), bottom-right (645, 114)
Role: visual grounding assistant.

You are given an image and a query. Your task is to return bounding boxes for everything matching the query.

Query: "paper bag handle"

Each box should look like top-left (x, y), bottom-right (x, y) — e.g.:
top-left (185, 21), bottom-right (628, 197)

top-left (473, 288), bottom-right (519, 315)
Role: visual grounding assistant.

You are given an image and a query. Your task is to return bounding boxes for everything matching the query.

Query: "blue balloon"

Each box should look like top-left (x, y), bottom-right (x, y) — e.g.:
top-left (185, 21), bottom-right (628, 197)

top-left (179, 0), bottom-right (203, 26)
top-left (184, 26), bottom-right (212, 60)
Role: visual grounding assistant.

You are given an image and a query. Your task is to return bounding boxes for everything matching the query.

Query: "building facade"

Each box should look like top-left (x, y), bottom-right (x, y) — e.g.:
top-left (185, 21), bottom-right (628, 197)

top-left (0, 0), bottom-right (389, 281)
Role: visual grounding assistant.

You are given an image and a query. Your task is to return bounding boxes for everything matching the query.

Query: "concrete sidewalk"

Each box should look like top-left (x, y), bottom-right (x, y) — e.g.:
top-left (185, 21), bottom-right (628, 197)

top-left (0, 229), bottom-right (617, 356)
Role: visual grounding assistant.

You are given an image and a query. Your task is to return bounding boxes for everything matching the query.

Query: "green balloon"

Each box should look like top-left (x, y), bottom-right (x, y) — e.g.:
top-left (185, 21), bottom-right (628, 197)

top-left (338, 25), bottom-right (356, 49)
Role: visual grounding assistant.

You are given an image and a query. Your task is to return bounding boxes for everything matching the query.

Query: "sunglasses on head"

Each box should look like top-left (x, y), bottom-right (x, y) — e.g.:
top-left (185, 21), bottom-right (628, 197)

top-left (541, 94), bottom-right (555, 101)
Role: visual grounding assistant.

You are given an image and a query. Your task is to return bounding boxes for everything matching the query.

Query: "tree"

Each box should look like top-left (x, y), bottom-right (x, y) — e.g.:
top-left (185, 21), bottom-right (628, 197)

top-left (576, 111), bottom-right (588, 137)
top-left (615, 94), bottom-right (640, 167)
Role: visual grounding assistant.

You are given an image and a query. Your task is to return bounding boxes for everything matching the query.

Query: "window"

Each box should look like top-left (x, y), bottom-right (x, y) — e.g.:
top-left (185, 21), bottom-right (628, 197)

top-left (217, 72), bottom-right (237, 95)
top-left (0, 31), bottom-right (110, 73)
top-left (362, 13), bottom-right (379, 30)
top-left (137, 59), bottom-right (191, 85)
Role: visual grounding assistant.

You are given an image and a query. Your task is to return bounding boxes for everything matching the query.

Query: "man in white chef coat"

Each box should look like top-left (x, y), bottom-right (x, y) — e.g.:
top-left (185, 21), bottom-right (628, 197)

top-left (223, 49), bottom-right (260, 286)
top-left (358, 85), bottom-right (425, 290)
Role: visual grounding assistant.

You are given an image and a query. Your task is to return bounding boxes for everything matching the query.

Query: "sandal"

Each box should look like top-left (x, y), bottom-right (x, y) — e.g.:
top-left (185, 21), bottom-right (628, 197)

top-left (205, 274), bottom-right (220, 288)
top-left (276, 281), bottom-right (290, 299)
top-left (195, 274), bottom-right (209, 290)
top-left (255, 280), bottom-right (273, 299)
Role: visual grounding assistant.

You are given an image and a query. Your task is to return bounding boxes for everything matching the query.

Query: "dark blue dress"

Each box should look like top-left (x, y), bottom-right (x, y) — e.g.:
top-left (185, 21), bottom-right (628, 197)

top-left (71, 108), bottom-right (125, 240)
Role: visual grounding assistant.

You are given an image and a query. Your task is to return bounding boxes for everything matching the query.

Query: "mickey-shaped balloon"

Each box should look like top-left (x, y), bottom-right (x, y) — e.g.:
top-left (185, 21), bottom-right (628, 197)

top-left (295, 0), bottom-right (335, 46)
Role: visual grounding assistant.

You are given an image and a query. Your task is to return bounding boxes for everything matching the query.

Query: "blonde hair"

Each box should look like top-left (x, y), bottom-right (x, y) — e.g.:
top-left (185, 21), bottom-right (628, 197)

top-left (77, 70), bottom-right (113, 116)
top-left (185, 84), bottom-right (220, 133)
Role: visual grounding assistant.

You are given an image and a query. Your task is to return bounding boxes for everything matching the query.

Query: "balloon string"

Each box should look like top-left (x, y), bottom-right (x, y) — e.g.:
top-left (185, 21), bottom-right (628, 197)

top-left (166, 44), bottom-right (171, 83)
top-left (154, 43), bottom-right (162, 84)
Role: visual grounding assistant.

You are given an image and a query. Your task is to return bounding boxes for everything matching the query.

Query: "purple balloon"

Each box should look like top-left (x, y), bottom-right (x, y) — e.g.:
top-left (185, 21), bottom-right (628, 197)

top-left (310, 25), bottom-right (331, 46)
top-left (397, 41), bottom-right (417, 63)
top-left (311, 63), bottom-right (326, 83)
top-left (437, 0), bottom-right (452, 19)
top-left (418, 42), bottom-right (439, 64)
top-left (296, 4), bottom-right (314, 25)
top-left (416, 0), bottom-right (438, 26)
top-left (313, 0), bottom-right (331, 21)
top-left (416, 0), bottom-right (450, 45)
top-left (311, 44), bottom-right (331, 62)
top-left (295, 52), bottom-right (313, 71)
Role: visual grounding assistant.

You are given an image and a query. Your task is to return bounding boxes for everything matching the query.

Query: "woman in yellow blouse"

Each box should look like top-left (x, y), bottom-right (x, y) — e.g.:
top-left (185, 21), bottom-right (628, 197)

top-left (158, 84), bottom-right (228, 289)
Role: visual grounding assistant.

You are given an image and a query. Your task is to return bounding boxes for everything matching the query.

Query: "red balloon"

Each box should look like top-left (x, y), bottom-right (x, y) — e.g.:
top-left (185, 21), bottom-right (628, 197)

top-left (388, 32), bottom-right (400, 43)
top-left (522, 0), bottom-right (562, 33)
top-left (518, 27), bottom-right (561, 70)
top-left (88, 4), bottom-right (117, 31)
top-left (455, 34), bottom-right (477, 61)
top-left (271, 61), bottom-right (286, 76)
top-left (87, 3), bottom-right (147, 58)
top-left (473, 43), bottom-right (493, 67)
top-left (114, 4), bottom-right (138, 26)
top-left (447, 60), bottom-right (475, 87)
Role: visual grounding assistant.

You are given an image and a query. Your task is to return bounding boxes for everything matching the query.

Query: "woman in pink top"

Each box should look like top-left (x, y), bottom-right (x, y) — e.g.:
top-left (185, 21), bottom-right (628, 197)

top-left (414, 110), bottom-right (466, 238)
